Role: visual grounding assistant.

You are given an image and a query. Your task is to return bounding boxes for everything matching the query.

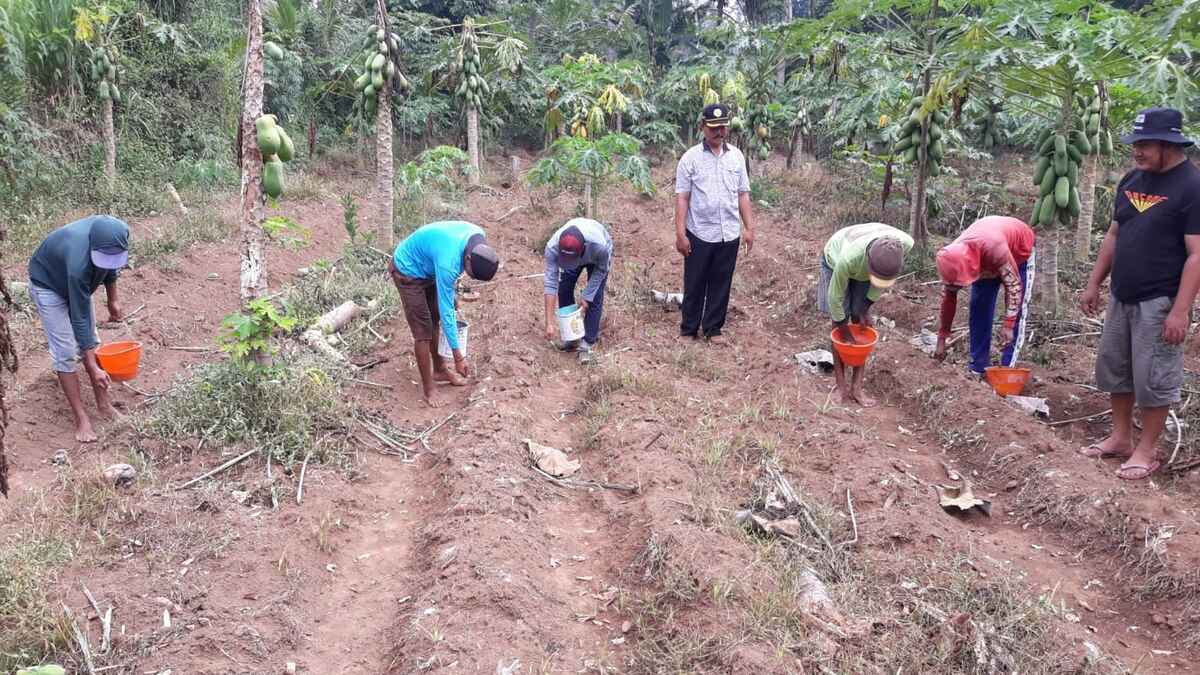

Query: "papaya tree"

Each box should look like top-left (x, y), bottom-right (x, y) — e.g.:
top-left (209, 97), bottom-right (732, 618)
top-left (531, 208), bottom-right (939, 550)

top-left (450, 17), bottom-right (526, 187)
top-left (527, 132), bottom-right (654, 220)
top-left (239, 0), bottom-right (268, 356)
top-left (976, 0), bottom-right (1140, 315)
top-left (75, 4), bottom-right (123, 188)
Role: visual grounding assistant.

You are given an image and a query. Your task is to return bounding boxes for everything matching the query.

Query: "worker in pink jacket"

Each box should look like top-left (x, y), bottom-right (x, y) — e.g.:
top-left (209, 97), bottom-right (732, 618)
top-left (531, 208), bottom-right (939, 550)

top-left (934, 216), bottom-right (1036, 374)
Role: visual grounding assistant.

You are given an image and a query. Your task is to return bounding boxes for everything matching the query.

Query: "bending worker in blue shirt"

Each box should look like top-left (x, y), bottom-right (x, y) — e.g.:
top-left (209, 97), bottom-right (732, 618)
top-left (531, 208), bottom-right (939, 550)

top-left (28, 215), bottom-right (130, 442)
top-left (389, 221), bottom-right (499, 407)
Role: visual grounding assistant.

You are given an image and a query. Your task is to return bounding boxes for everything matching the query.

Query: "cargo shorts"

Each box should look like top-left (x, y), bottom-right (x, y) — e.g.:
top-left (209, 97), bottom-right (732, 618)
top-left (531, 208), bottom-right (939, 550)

top-left (29, 282), bottom-right (98, 373)
top-left (1095, 295), bottom-right (1184, 408)
top-left (817, 254), bottom-right (871, 323)
top-left (388, 260), bottom-right (440, 342)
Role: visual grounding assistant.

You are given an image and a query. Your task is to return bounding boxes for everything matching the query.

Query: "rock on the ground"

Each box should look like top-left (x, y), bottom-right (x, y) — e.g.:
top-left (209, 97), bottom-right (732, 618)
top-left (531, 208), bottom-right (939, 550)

top-left (103, 463), bottom-right (137, 487)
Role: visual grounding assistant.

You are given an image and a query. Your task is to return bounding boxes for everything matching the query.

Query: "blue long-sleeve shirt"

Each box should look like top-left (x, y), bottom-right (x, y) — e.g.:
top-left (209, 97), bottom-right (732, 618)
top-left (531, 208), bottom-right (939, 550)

top-left (543, 218), bottom-right (613, 302)
top-left (28, 215), bottom-right (129, 351)
top-left (392, 221), bottom-right (483, 350)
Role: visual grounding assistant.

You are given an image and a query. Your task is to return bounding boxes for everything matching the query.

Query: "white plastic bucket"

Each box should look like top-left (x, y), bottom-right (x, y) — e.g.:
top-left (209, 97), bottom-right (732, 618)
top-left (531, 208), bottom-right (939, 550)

top-left (557, 305), bottom-right (585, 342)
top-left (437, 320), bottom-right (469, 359)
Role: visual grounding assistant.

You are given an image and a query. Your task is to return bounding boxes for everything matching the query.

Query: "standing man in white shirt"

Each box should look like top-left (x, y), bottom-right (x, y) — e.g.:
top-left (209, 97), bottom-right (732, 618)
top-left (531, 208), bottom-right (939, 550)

top-left (673, 103), bottom-right (756, 345)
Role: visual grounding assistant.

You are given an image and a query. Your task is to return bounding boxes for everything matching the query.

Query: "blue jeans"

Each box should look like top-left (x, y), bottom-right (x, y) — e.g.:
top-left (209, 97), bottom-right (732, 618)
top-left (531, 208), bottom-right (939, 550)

top-left (558, 264), bottom-right (606, 345)
top-left (968, 261), bottom-right (1028, 374)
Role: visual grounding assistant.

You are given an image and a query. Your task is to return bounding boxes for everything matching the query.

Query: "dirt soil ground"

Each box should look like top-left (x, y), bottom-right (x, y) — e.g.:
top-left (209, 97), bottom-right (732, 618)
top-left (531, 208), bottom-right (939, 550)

top-left (3, 154), bottom-right (1200, 674)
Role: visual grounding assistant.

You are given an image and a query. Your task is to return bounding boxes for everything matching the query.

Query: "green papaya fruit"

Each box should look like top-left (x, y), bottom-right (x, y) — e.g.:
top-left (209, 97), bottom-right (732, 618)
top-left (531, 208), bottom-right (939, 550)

top-left (1067, 158), bottom-right (1078, 186)
top-left (376, 28), bottom-right (385, 42)
top-left (1071, 130), bottom-right (1091, 155)
top-left (1054, 176), bottom-right (1070, 208)
top-left (371, 53), bottom-right (385, 71)
top-left (372, 71), bottom-right (384, 89)
top-left (932, 110), bottom-right (947, 125)
top-left (895, 134), bottom-right (913, 152)
top-left (1054, 151), bottom-right (1068, 177)
top-left (385, 61), bottom-right (396, 79)
top-left (929, 139), bottom-right (945, 161)
top-left (904, 146), bottom-right (917, 163)
top-left (378, 41), bottom-right (389, 55)
top-left (364, 84), bottom-right (375, 98)
top-left (1039, 193), bottom-right (1056, 224)
top-left (1038, 135), bottom-right (1055, 155)
top-left (1053, 134), bottom-right (1067, 155)
top-left (396, 72), bottom-right (409, 91)
top-left (263, 156), bottom-right (284, 198)
top-left (1068, 186), bottom-right (1081, 217)
top-left (929, 123), bottom-right (943, 141)
top-left (908, 96), bottom-right (924, 111)
top-left (255, 116), bottom-right (281, 156)
top-left (899, 120), bottom-right (917, 137)
top-left (276, 128), bottom-right (295, 162)
top-left (1040, 165), bottom-right (1057, 196)
top-left (1030, 198), bottom-right (1042, 227)
top-left (110, 83), bottom-right (121, 104)
top-left (1033, 156), bottom-right (1051, 185)
top-left (1087, 113), bottom-right (1100, 134)
top-left (98, 80), bottom-right (110, 100)
top-left (908, 110), bottom-right (924, 126)
top-left (354, 72), bottom-right (370, 90)
top-left (1066, 143), bottom-right (1082, 164)
top-left (265, 41), bottom-right (284, 60)
top-left (1101, 130), bottom-right (1113, 156)
top-left (929, 160), bottom-right (941, 177)
top-left (1036, 128), bottom-right (1054, 149)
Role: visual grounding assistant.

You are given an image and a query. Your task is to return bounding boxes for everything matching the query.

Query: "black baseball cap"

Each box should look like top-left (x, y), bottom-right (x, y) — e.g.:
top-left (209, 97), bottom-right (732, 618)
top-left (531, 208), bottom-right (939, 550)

top-left (465, 234), bottom-right (498, 281)
top-left (1121, 107), bottom-right (1194, 147)
top-left (702, 104), bottom-right (732, 128)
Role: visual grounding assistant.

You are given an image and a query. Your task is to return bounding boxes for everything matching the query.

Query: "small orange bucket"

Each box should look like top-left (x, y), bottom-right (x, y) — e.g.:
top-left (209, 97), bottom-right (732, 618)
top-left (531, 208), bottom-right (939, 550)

top-left (985, 366), bottom-right (1030, 397)
top-left (830, 325), bottom-right (878, 367)
top-left (95, 341), bottom-right (142, 381)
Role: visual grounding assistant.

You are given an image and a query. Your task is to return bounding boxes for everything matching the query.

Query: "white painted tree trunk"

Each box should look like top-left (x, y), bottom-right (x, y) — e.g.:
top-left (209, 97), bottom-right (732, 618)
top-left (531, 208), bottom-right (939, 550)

top-left (102, 97), bottom-right (116, 187)
top-left (239, 0), bottom-right (266, 310)
top-left (467, 105), bottom-right (480, 186)
top-left (1074, 154), bottom-right (1098, 262)
top-left (584, 178), bottom-right (594, 219)
top-left (376, 83), bottom-right (393, 248)
top-left (510, 155), bottom-right (519, 186)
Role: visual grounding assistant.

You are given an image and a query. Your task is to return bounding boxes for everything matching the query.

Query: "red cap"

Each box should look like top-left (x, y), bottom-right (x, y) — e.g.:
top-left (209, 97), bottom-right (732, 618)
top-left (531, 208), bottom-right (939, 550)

top-left (558, 226), bottom-right (585, 259)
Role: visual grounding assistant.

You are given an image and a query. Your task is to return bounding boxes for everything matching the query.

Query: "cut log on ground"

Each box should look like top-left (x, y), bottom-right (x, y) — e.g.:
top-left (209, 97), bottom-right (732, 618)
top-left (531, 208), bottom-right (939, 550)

top-left (302, 300), bottom-right (363, 362)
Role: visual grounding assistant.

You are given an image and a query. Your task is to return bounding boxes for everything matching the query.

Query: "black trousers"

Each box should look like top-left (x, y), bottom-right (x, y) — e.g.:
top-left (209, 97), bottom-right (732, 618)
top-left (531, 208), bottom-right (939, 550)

top-left (681, 231), bottom-right (740, 337)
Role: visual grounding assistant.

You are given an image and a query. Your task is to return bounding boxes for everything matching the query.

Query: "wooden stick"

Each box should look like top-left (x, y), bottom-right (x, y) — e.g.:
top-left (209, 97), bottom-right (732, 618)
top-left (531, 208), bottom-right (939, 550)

top-left (1049, 331), bottom-right (1101, 343)
top-left (1045, 409), bottom-right (1112, 427)
top-left (1168, 409), bottom-right (1184, 466)
top-left (80, 583), bottom-right (111, 654)
top-left (840, 488), bottom-right (858, 548)
top-left (175, 448), bottom-right (257, 490)
top-left (63, 603), bottom-right (97, 675)
top-left (167, 345), bottom-right (212, 353)
top-left (529, 464), bottom-right (639, 494)
top-left (641, 430), bottom-right (664, 452)
top-left (296, 451), bottom-right (312, 505)
top-left (121, 381), bottom-right (158, 398)
top-left (349, 377), bottom-right (393, 390)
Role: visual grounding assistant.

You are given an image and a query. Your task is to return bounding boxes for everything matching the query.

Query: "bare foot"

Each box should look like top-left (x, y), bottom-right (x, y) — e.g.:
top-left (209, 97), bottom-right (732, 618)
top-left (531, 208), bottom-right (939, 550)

top-left (75, 420), bottom-right (98, 443)
top-left (433, 369), bottom-right (467, 386)
top-left (840, 390), bottom-right (856, 406)
top-left (96, 403), bottom-right (123, 421)
top-left (1077, 436), bottom-right (1132, 458)
top-left (422, 390), bottom-right (444, 408)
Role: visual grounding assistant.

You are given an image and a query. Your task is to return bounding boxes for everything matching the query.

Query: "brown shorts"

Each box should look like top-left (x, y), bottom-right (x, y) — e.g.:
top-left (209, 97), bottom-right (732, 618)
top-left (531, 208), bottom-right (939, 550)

top-left (389, 260), bottom-right (439, 342)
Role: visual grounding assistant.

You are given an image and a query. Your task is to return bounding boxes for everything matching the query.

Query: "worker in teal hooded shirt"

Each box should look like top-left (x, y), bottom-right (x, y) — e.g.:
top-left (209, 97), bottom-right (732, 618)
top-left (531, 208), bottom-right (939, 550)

top-left (28, 215), bottom-right (131, 443)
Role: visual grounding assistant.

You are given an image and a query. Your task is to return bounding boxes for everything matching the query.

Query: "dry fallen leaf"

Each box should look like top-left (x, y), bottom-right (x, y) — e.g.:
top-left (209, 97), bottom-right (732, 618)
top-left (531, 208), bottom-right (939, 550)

top-left (524, 439), bottom-right (581, 477)
top-left (934, 482), bottom-right (992, 516)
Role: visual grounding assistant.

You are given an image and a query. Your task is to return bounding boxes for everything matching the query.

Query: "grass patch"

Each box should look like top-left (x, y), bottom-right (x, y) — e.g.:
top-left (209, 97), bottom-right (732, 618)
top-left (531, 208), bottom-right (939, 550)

top-left (0, 530), bottom-right (73, 672)
top-left (673, 346), bottom-right (724, 383)
top-left (141, 355), bottom-right (350, 467)
top-left (131, 207), bottom-right (236, 269)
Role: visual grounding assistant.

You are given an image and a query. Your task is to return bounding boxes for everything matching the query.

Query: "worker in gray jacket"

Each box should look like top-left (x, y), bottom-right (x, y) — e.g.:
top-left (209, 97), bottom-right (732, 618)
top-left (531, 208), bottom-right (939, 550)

top-left (28, 215), bottom-right (130, 443)
top-left (543, 218), bottom-right (613, 364)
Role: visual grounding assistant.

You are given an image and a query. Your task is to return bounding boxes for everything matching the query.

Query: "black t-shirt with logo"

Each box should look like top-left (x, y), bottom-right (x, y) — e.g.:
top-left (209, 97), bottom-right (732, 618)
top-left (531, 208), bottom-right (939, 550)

top-left (1111, 159), bottom-right (1200, 303)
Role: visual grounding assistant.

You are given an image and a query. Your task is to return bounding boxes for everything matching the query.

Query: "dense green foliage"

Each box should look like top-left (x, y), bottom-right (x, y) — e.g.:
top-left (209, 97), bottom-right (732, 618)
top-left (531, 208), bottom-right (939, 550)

top-left (0, 0), bottom-right (1195, 235)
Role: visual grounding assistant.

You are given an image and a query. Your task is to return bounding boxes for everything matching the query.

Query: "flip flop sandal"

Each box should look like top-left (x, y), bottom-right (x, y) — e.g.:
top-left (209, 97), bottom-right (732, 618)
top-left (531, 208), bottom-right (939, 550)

top-left (1117, 461), bottom-right (1162, 481)
top-left (1077, 443), bottom-right (1133, 458)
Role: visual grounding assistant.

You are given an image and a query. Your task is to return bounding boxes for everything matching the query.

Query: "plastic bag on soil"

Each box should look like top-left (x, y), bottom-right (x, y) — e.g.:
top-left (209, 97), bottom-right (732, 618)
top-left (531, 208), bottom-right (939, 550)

top-left (524, 439), bottom-right (580, 477)
top-left (795, 349), bottom-right (834, 374)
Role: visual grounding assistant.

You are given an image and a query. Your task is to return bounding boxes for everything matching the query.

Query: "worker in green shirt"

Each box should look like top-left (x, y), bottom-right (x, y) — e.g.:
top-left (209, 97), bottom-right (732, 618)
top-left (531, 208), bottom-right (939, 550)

top-left (818, 222), bottom-right (913, 406)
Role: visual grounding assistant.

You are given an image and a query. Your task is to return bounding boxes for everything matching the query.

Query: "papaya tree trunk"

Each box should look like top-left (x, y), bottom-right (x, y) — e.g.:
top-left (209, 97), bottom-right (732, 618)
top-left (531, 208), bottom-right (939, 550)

top-left (1033, 227), bottom-right (1060, 317)
top-left (102, 97), bottom-right (116, 188)
top-left (584, 177), bottom-right (594, 219)
top-left (239, 0), bottom-right (268, 364)
top-left (467, 105), bottom-right (481, 186)
top-left (786, 126), bottom-right (801, 170)
top-left (375, 89), bottom-right (393, 248)
top-left (1074, 153), bottom-right (1098, 262)
top-left (615, 113), bottom-right (622, 134)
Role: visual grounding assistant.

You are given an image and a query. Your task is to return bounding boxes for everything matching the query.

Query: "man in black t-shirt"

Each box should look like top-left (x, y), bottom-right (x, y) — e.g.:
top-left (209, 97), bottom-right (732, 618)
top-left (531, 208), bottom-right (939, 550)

top-left (1079, 107), bottom-right (1200, 480)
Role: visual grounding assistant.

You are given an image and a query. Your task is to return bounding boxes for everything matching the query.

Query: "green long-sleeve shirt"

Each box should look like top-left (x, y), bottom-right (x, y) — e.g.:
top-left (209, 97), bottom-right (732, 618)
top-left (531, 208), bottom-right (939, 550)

top-left (28, 215), bottom-right (129, 351)
top-left (822, 222), bottom-right (914, 323)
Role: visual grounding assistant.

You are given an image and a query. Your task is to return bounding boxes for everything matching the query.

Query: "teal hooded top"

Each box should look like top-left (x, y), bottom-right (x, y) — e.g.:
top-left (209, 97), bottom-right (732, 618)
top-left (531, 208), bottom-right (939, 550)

top-left (28, 215), bottom-right (130, 351)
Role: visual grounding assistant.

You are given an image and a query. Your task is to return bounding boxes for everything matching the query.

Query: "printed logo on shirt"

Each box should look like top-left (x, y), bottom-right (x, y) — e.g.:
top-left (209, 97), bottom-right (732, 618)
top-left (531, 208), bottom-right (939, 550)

top-left (1124, 190), bottom-right (1168, 213)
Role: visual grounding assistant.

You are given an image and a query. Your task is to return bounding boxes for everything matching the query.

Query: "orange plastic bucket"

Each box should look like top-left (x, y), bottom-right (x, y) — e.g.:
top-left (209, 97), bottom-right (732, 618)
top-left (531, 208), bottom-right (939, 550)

top-left (95, 341), bottom-right (142, 381)
top-left (830, 325), bottom-right (878, 367)
top-left (985, 366), bottom-right (1030, 397)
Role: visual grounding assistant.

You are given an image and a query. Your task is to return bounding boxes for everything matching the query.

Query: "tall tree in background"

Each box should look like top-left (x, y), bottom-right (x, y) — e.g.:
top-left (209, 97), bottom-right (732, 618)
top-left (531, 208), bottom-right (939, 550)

top-left (239, 0), bottom-right (267, 327)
